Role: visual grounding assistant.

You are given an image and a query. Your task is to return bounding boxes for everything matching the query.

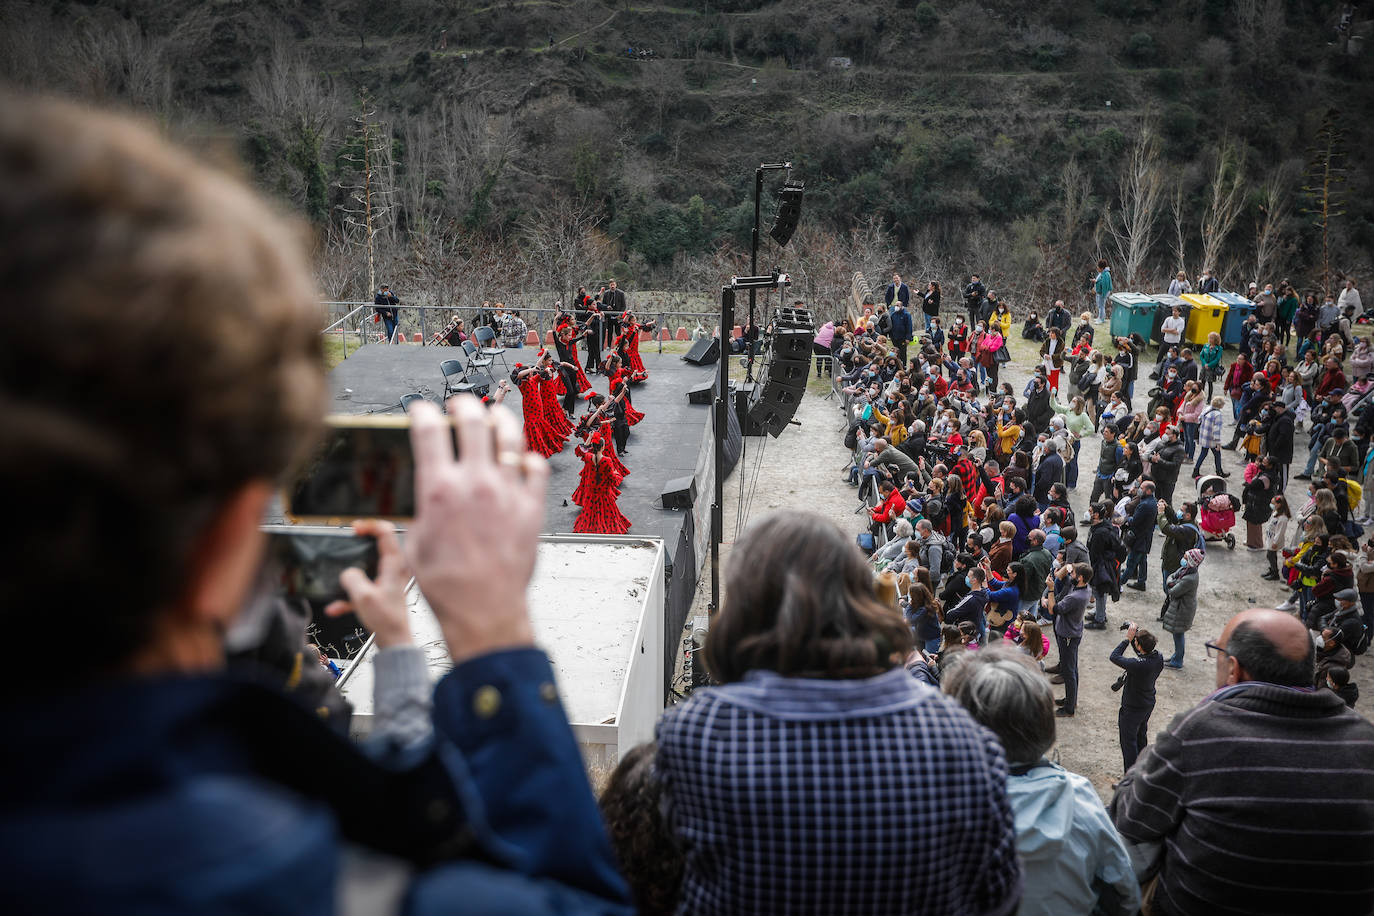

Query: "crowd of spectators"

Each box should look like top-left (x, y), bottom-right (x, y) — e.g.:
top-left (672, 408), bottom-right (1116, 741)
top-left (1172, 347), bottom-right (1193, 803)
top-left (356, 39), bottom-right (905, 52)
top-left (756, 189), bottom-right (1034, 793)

top-left (6, 95), bottom-right (1374, 916)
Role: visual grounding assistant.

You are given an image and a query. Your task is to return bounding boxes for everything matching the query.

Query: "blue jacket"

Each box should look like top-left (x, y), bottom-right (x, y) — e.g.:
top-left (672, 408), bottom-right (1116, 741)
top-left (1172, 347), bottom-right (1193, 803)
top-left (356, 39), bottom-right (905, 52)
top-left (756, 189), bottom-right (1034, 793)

top-left (0, 649), bottom-right (631, 915)
top-left (889, 305), bottom-right (914, 344)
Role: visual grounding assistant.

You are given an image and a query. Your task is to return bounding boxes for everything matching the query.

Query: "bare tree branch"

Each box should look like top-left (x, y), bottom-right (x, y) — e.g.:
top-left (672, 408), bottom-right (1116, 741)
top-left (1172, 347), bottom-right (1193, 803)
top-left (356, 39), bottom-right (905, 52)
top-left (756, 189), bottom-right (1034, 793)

top-left (1199, 137), bottom-right (1248, 287)
top-left (1105, 123), bottom-right (1167, 288)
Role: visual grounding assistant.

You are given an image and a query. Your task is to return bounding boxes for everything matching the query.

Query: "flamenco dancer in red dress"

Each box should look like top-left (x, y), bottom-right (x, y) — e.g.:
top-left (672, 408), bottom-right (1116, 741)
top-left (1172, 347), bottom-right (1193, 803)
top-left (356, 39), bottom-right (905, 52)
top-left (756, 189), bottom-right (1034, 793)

top-left (605, 353), bottom-right (646, 427)
top-left (577, 390), bottom-right (630, 473)
top-left (554, 311), bottom-right (593, 394)
top-left (511, 362), bottom-right (566, 458)
top-left (533, 349), bottom-right (575, 442)
top-left (613, 309), bottom-right (656, 378)
top-left (572, 433), bottom-right (631, 535)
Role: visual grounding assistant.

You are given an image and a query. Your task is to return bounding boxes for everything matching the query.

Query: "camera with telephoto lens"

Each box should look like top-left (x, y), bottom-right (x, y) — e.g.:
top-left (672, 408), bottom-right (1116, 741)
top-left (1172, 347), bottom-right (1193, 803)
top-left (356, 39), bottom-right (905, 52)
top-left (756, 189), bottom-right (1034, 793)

top-left (1119, 620), bottom-right (1134, 631)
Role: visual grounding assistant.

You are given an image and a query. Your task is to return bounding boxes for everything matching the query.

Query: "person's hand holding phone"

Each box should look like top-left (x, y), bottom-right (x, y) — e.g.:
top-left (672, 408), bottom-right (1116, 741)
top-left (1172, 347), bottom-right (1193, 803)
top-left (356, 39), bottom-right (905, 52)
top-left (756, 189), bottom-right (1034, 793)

top-left (406, 397), bottom-right (549, 663)
top-left (326, 520), bottom-right (411, 648)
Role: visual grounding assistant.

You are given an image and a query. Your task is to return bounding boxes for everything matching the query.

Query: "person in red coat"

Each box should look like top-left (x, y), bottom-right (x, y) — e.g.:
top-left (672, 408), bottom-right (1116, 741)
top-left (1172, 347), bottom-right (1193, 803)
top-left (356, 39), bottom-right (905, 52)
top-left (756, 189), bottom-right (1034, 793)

top-left (870, 479), bottom-right (907, 536)
top-left (573, 435), bottom-right (631, 534)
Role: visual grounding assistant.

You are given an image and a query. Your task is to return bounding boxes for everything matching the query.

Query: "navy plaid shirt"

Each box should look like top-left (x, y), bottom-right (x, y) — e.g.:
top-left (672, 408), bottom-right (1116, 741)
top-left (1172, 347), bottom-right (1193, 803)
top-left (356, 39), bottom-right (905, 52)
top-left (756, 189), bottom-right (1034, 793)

top-left (656, 667), bottom-right (1021, 915)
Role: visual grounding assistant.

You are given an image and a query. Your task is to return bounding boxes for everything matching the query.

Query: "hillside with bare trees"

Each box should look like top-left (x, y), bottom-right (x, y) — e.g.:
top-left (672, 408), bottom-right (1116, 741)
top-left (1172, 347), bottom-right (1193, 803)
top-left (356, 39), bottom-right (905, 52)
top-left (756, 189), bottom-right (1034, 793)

top-left (3, 0), bottom-right (1370, 313)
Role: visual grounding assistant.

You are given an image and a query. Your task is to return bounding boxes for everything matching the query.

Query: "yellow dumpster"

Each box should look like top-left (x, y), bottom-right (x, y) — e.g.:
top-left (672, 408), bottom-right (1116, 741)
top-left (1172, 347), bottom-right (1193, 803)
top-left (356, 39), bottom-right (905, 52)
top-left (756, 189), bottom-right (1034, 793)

top-left (1180, 293), bottom-right (1227, 347)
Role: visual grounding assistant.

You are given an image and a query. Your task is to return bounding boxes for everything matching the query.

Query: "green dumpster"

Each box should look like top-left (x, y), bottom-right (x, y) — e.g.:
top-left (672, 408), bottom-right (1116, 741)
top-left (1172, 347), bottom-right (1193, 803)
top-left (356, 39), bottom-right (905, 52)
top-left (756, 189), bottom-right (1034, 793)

top-left (1151, 294), bottom-right (1192, 351)
top-left (1108, 292), bottom-right (1158, 342)
top-left (1180, 293), bottom-right (1227, 347)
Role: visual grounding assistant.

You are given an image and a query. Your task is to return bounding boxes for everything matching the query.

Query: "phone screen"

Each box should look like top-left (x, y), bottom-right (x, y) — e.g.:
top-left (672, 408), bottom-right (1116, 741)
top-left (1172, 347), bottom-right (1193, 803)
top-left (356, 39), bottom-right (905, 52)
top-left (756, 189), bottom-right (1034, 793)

top-left (286, 417), bottom-right (422, 521)
top-left (262, 526), bottom-right (379, 608)
top-left (259, 525), bottom-right (379, 656)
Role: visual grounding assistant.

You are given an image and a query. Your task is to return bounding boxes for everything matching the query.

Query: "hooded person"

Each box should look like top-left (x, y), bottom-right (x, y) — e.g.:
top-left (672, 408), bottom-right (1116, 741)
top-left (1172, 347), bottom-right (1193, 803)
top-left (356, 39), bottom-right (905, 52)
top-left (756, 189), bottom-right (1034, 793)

top-left (1161, 548), bottom-right (1204, 669)
top-left (942, 646), bottom-right (1140, 916)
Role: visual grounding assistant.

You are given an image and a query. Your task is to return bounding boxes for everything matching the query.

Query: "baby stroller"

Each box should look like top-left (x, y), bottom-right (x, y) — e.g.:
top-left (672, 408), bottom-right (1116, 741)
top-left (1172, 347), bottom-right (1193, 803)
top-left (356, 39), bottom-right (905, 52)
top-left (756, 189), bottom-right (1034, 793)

top-left (1197, 475), bottom-right (1239, 550)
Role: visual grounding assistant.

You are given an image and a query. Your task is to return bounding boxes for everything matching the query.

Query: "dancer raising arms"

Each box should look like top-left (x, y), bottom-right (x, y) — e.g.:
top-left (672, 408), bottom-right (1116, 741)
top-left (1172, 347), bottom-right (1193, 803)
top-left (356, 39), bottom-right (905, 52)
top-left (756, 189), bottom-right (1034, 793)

top-left (614, 309), bottom-right (656, 377)
top-left (579, 389), bottom-right (631, 471)
top-left (511, 361), bottom-right (565, 458)
top-left (554, 310), bottom-right (593, 394)
top-left (573, 433), bottom-right (631, 535)
top-left (532, 349), bottom-right (575, 445)
top-left (606, 353), bottom-right (646, 426)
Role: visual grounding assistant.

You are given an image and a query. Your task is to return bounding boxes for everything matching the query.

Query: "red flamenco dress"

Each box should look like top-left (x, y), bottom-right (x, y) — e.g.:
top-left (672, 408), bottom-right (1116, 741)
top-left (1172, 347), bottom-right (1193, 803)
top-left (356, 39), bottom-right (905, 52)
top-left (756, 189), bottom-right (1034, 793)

top-left (610, 369), bottom-right (646, 426)
top-left (619, 320), bottom-right (653, 376)
top-left (571, 434), bottom-right (599, 507)
top-left (573, 445), bottom-right (631, 534)
top-left (599, 418), bottom-right (630, 477)
top-left (537, 368), bottom-right (573, 442)
top-left (513, 368), bottom-right (564, 458)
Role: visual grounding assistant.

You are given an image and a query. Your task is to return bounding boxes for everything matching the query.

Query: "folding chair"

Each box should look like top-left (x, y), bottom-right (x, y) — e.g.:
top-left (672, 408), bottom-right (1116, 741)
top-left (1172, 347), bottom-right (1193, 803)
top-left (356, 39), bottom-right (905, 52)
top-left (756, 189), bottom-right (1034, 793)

top-left (399, 393), bottom-right (425, 413)
top-left (462, 339), bottom-right (494, 373)
top-left (473, 325), bottom-right (509, 373)
top-left (440, 358), bottom-right (491, 399)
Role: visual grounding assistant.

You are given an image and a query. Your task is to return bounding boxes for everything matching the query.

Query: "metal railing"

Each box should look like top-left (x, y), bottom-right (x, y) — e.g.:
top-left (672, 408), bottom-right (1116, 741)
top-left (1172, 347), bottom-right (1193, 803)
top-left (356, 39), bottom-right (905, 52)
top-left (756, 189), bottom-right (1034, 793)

top-left (321, 303), bottom-right (732, 360)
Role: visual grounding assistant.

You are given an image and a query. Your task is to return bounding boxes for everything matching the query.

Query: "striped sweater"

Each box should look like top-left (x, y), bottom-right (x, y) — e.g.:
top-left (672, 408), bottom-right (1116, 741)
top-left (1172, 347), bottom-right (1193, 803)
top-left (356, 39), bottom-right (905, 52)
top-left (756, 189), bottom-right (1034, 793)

top-left (1110, 682), bottom-right (1374, 915)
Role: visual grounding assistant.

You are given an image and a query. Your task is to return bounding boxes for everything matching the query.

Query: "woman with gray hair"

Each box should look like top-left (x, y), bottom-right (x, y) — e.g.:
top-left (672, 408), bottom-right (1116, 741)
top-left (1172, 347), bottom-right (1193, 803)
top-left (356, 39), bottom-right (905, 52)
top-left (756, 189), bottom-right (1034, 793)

top-left (942, 646), bottom-right (1140, 916)
top-left (870, 517), bottom-right (914, 567)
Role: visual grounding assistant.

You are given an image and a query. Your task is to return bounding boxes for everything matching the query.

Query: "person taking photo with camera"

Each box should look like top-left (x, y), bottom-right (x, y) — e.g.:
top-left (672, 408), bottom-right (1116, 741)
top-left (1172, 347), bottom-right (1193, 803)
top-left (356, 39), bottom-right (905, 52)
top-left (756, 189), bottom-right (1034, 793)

top-left (1109, 623), bottom-right (1163, 774)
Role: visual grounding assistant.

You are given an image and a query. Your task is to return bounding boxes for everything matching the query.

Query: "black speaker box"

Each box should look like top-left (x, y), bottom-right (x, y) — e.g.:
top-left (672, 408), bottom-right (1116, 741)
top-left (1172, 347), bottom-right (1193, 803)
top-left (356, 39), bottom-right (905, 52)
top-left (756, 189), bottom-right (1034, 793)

top-left (687, 379), bottom-right (716, 405)
top-left (769, 181), bottom-right (804, 247)
top-left (746, 382), bottom-right (803, 437)
top-left (736, 382), bottom-right (756, 429)
top-left (770, 328), bottom-right (814, 361)
top-left (682, 336), bottom-right (720, 366)
top-left (766, 357), bottom-right (810, 389)
top-left (774, 306), bottom-right (814, 330)
top-left (662, 475), bottom-right (698, 510)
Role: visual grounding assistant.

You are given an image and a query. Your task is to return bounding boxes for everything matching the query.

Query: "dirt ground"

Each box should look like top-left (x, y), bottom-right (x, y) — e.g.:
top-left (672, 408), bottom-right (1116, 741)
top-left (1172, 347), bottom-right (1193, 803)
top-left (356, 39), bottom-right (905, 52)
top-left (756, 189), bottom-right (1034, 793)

top-left (688, 328), bottom-right (1369, 802)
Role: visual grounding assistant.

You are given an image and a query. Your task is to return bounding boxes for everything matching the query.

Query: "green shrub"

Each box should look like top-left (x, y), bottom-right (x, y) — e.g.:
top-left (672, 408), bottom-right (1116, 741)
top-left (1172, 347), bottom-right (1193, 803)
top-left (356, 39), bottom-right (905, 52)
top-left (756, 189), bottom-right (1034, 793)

top-left (1126, 32), bottom-right (1154, 61)
top-left (1162, 103), bottom-right (1197, 145)
top-left (914, 2), bottom-right (940, 30)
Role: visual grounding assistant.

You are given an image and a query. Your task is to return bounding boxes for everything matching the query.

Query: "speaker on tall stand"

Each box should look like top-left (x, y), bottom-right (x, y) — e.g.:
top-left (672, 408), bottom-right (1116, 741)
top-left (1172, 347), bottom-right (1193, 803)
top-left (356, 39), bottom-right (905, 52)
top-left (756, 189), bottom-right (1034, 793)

top-left (743, 306), bottom-right (815, 437)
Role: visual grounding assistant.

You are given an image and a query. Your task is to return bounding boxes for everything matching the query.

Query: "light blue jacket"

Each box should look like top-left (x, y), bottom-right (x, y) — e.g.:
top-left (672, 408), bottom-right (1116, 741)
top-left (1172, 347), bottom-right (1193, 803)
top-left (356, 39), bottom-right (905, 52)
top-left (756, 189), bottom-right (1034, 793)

top-left (1007, 763), bottom-right (1140, 916)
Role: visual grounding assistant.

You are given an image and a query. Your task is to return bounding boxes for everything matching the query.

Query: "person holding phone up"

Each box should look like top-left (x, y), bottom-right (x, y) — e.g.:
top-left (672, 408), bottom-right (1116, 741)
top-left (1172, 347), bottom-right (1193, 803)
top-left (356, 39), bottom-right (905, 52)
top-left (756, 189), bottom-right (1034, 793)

top-left (0, 96), bottom-right (630, 914)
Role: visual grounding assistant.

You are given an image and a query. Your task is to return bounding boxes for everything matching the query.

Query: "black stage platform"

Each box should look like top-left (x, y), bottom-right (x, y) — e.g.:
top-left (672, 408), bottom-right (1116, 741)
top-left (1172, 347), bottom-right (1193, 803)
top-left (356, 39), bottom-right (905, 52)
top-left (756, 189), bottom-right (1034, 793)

top-left (327, 344), bottom-right (719, 681)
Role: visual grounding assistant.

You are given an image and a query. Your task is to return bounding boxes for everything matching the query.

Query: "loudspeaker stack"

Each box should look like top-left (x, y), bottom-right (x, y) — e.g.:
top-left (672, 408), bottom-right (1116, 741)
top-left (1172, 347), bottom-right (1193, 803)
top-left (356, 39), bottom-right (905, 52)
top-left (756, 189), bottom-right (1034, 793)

top-left (744, 307), bottom-right (815, 437)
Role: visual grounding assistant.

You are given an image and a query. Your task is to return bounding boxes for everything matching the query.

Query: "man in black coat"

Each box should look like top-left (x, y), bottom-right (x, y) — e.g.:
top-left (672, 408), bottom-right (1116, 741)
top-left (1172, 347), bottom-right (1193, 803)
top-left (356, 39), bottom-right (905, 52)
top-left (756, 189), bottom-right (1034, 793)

top-left (1121, 481), bottom-right (1159, 591)
top-left (1033, 439), bottom-right (1065, 510)
top-left (374, 283), bottom-right (400, 343)
top-left (600, 279), bottom-right (627, 349)
top-left (1147, 427), bottom-right (1188, 503)
top-left (1110, 623), bottom-right (1164, 772)
top-left (1086, 502), bottom-right (1123, 629)
top-left (1046, 300), bottom-right (1073, 335)
top-left (1024, 373), bottom-right (1053, 433)
top-left (1262, 400), bottom-right (1296, 487)
top-left (963, 274), bottom-right (986, 327)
